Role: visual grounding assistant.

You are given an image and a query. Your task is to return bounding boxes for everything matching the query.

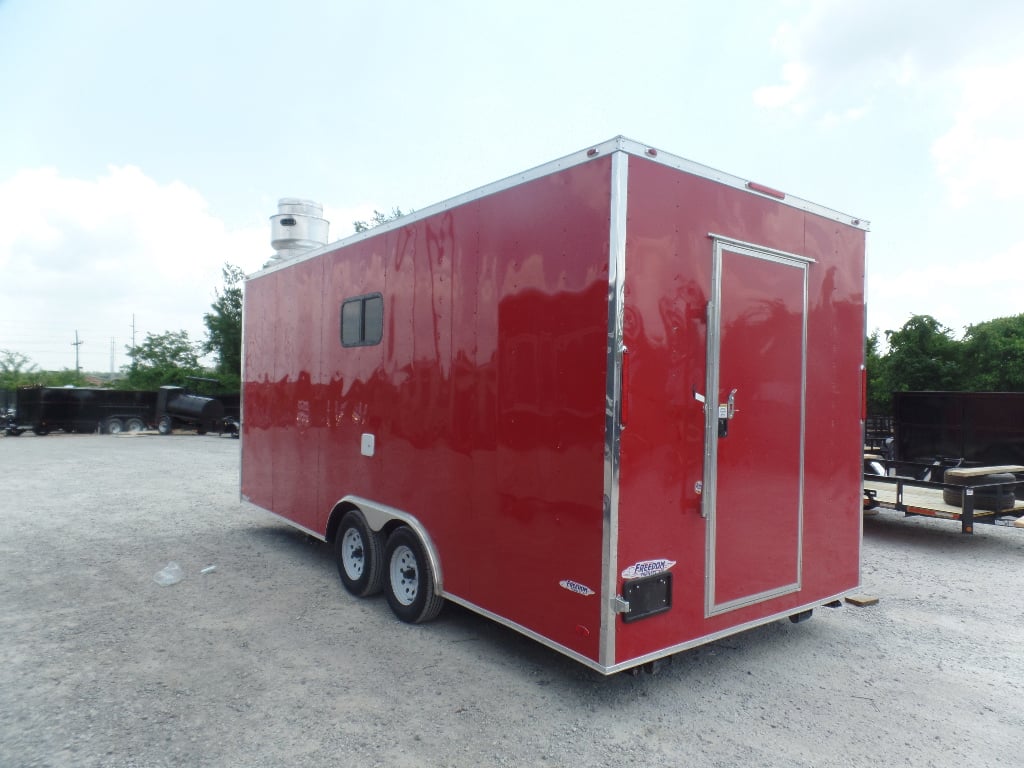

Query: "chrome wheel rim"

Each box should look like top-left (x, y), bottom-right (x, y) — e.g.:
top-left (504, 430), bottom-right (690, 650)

top-left (341, 528), bottom-right (364, 580)
top-left (389, 545), bottom-right (418, 606)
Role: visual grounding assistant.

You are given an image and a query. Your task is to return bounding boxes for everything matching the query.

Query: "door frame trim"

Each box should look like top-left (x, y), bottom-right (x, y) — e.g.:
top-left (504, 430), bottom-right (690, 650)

top-left (703, 234), bottom-right (811, 618)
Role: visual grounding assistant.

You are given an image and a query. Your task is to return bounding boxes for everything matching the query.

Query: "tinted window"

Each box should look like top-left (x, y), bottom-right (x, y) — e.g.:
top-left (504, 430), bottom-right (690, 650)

top-left (363, 295), bottom-right (383, 345)
top-left (341, 300), bottom-right (362, 346)
top-left (340, 293), bottom-right (383, 347)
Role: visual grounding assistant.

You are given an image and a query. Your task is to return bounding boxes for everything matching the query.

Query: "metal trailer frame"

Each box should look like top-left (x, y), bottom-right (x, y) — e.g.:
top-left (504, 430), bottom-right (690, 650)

top-left (241, 136), bottom-right (868, 674)
top-left (864, 463), bottom-right (1024, 534)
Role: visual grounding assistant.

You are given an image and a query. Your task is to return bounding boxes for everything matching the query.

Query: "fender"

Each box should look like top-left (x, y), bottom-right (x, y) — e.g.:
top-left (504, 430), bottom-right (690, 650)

top-left (337, 495), bottom-right (445, 595)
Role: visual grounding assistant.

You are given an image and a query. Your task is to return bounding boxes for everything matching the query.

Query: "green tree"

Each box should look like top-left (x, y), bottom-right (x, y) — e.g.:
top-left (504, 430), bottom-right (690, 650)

top-left (959, 314), bottom-right (1024, 391)
top-left (883, 314), bottom-right (962, 394)
top-left (120, 330), bottom-right (203, 390)
top-left (353, 207), bottom-right (409, 233)
top-left (203, 263), bottom-right (244, 390)
top-left (865, 330), bottom-right (892, 415)
top-left (0, 349), bottom-right (39, 388)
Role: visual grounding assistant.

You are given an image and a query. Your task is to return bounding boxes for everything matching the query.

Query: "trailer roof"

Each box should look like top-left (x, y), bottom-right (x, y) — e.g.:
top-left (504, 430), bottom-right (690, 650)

top-left (253, 136), bottom-right (869, 279)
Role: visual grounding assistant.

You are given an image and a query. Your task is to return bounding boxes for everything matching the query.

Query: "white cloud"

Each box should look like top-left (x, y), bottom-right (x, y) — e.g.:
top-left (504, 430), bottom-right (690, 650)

top-left (753, 0), bottom-right (1024, 126)
top-left (753, 0), bottom-right (929, 119)
top-left (0, 167), bottom-right (414, 372)
top-left (868, 238), bottom-right (1024, 336)
top-left (0, 167), bottom-right (267, 372)
top-left (753, 60), bottom-right (809, 110)
top-left (755, 0), bottom-right (1024, 212)
top-left (322, 203), bottom-right (381, 238)
top-left (816, 104), bottom-right (869, 129)
top-left (931, 58), bottom-right (1024, 208)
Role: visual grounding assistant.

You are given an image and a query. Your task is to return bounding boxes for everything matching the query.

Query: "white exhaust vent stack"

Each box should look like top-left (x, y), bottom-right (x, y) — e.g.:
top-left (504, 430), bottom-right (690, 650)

top-left (267, 198), bottom-right (329, 266)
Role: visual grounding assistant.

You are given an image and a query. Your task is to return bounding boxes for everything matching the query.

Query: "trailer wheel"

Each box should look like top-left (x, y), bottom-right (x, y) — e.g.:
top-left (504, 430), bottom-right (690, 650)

top-left (384, 527), bottom-right (444, 624)
top-left (105, 418), bottom-right (124, 435)
top-left (31, 427), bottom-right (49, 436)
top-left (157, 416), bottom-right (173, 435)
top-left (126, 418), bottom-right (146, 433)
top-left (335, 510), bottom-right (385, 597)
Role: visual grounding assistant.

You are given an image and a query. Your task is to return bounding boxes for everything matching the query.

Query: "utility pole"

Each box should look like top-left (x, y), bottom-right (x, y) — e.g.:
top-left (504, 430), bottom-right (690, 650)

top-left (128, 314), bottom-right (138, 375)
top-left (72, 331), bottom-right (84, 376)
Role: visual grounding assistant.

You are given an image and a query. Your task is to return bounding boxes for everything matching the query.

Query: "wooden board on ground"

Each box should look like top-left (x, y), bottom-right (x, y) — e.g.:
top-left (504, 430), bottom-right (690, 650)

top-left (845, 595), bottom-right (879, 607)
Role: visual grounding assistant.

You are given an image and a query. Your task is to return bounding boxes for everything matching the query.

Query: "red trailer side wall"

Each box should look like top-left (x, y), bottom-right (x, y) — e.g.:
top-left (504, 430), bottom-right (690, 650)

top-left (242, 260), bottom-right (326, 533)
top-left (615, 156), bottom-right (864, 662)
top-left (243, 158), bottom-right (613, 662)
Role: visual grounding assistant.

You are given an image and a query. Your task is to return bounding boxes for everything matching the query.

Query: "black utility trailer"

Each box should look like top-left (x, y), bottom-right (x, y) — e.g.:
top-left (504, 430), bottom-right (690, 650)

top-left (5, 383), bottom-right (233, 437)
top-left (8, 386), bottom-right (156, 435)
top-left (893, 391), bottom-right (1024, 468)
top-left (863, 392), bottom-right (1024, 533)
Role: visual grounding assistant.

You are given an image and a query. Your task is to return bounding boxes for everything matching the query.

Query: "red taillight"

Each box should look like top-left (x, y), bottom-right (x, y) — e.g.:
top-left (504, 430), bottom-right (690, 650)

top-left (861, 365), bottom-right (867, 422)
top-left (746, 181), bottom-right (786, 199)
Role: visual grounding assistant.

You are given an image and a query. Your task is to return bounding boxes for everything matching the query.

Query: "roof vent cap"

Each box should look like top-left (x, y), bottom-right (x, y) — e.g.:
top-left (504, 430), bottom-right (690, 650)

top-left (267, 198), bottom-right (329, 265)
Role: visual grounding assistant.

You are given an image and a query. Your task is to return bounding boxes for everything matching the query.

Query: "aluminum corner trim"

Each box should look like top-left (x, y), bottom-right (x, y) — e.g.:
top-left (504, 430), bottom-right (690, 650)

top-left (600, 149), bottom-right (629, 669)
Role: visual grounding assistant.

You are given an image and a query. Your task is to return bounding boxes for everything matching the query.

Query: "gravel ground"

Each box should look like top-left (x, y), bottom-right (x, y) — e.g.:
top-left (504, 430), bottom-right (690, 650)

top-left (1, 433), bottom-right (1022, 768)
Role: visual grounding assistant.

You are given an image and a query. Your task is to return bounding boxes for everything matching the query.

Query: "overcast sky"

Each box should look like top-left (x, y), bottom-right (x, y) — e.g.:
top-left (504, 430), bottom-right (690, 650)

top-left (2, 0), bottom-right (1022, 373)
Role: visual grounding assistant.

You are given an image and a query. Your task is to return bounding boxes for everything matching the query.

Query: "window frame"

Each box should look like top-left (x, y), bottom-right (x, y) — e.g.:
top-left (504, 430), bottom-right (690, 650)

top-left (340, 292), bottom-right (384, 348)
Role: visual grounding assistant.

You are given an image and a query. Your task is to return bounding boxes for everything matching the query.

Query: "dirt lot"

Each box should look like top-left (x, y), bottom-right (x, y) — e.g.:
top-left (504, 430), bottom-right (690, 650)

top-left (1, 433), bottom-right (1022, 767)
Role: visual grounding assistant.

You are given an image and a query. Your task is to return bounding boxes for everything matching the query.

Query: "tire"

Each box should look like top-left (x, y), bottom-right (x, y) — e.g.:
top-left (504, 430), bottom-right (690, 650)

top-left (125, 418), bottom-right (145, 433)
top-left (335, 510), bottom-right (385, 597)
top-left (384, 527), bottom-right (444, 624)
top-left (157, 416), bottom-right (173, 435)
top-left (942, 472), bottom-right (1016, 511)
top-left (105, 418), bottom-right (124, 435)
top-left (31, 426), bottom-right (49, 436)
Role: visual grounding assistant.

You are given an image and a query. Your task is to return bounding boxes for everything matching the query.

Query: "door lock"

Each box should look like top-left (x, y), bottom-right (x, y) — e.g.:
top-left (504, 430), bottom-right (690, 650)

top-left (717, 389), bottom-right (738, 438)
top-left (697, 388), bottom-right (737, 436)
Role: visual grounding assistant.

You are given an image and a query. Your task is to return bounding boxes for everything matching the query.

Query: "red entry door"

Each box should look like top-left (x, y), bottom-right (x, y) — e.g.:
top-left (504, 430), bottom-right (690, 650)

top-left (702, 237), bottom-right (808, 616)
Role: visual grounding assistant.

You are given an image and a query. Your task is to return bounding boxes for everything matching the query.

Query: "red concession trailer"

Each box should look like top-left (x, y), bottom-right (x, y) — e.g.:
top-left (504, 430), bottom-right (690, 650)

top-left (241, 137), bottom-right (868, 674)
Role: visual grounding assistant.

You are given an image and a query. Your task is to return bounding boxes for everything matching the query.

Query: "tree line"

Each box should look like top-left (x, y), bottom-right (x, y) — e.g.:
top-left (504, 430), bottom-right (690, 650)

top-left (867, 313), bottom-right (1024, 415)
top-left (1, 263), bottom-right (243, 393)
